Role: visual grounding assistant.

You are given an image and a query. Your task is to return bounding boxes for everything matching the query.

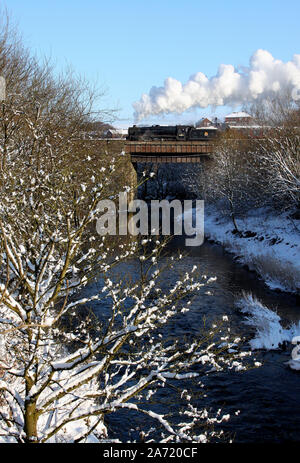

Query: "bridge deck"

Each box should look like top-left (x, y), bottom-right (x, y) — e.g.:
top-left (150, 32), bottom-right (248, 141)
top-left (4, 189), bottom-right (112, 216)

top-left (125, 140), bottom-right (214, 163)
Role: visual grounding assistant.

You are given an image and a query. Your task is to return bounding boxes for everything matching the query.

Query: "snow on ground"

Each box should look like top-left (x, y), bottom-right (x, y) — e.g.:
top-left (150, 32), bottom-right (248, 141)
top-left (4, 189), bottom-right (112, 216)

top-left (236, 293), bottom-right (300, 351)
top-left (236, 293), bottom-right (300, 370)
top-left (203, 206), bottom-right (300, 294)
top-left (181, 205), bottom-right (300, 367)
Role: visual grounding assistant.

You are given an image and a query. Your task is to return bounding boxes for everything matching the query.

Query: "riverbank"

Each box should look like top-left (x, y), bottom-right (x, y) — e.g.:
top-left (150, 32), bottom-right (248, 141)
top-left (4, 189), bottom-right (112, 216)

top-left (202, 206), bottom-right (300, 294)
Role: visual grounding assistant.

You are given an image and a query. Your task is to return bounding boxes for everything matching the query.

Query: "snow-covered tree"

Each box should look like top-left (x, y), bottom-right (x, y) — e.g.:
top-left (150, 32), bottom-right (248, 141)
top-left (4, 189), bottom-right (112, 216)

top-left (0, 13), bottom-right (255, 443)
top-left (244, 91), bottom-right (300, 210)
top-left (0, 150), bottom-right (254, 443)
top-left (258, 128), bottom-right (300, 208)
top-left (191, 133), bottom-right (265, 230)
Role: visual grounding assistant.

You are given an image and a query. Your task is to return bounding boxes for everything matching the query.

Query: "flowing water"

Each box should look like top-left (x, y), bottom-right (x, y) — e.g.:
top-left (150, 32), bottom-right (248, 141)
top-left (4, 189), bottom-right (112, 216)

top-left (86, 236), bottom-right (300, 443)
top-left (170, 238), bottom-right (300, 443)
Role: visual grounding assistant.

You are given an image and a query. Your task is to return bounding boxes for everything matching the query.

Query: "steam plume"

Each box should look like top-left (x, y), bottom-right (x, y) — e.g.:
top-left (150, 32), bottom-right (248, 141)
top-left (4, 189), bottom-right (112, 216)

top-left (133, 50), bottom-right (300, 121)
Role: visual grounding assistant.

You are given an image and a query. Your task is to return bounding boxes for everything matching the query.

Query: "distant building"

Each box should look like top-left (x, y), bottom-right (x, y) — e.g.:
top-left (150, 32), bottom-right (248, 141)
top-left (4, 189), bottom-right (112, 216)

top-left (196, 117), bottom-right (213, 128)
top-left (196, 116), bottom-right (224, 129)
top-left (224, 111), bottom-right (268, 138)
top-left (105, 128), bottom-right (128, 139)
top-left (225, 111), bottom-right (253, 126)
top-left (80, 121), bottom-right (114, 139)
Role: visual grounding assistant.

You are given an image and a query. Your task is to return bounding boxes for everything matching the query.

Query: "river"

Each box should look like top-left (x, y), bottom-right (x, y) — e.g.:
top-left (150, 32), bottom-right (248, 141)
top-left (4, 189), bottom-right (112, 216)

top-left (86, 236), bottom-right (300, 443)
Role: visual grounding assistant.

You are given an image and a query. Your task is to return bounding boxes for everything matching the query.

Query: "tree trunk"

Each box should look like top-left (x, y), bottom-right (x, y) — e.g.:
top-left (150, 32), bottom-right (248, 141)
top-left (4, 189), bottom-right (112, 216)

top-left (228, 197), bottom-right (240, 234)
top-left (24, 399), bottom-right (38, 443)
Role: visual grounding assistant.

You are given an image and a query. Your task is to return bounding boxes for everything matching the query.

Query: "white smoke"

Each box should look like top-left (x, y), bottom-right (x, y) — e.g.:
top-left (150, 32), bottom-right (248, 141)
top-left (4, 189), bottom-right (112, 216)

top-left (133, 49), bottom-right (300, 121)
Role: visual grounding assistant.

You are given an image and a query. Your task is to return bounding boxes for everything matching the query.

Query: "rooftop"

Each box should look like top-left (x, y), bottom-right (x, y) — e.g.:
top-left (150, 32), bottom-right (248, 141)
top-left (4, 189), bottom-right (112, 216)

top-left (225, 111), bottom-right (252, 119)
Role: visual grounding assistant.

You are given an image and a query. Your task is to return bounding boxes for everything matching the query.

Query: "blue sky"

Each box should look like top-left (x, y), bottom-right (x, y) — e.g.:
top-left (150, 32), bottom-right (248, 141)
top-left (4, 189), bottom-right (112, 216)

top-left (3, 0), bottom-right (300, 126)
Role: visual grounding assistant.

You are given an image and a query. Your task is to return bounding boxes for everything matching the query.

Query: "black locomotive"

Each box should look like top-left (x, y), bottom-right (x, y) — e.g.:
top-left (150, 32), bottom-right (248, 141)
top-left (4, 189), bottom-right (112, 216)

top-left (127, 125), bottom-right (218, 141)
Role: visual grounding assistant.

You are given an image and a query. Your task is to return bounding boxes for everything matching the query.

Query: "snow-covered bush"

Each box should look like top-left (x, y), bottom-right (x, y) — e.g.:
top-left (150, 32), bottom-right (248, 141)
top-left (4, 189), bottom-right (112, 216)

top-left (236, 292), bottom-right (300, 350)
top-left (249, 253), bottom-right (300, 293)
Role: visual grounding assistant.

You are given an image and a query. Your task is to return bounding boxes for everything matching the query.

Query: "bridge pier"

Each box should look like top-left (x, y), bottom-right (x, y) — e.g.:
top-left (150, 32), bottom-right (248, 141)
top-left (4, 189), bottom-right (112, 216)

top-left (128, 160), bottom-right (137, 204)
top-left (123, 140), bottom-right (214, 234)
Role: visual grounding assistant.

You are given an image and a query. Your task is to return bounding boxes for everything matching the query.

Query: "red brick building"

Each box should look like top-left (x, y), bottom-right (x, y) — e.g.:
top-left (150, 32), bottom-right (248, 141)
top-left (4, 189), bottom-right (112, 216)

top-left (225, 111), bottom-right (253, 126)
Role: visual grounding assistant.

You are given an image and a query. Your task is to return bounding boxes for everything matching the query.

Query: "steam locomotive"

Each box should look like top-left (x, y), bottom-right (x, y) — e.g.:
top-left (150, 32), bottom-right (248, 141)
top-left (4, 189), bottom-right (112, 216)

top-left (127, 125), bottom-right (218, 141)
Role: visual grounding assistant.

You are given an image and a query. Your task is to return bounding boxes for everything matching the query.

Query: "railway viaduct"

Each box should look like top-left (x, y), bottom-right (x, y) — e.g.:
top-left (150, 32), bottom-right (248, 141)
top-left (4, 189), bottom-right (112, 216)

top-left (124, 139), bottom-right (215, 203)
top-left (125, 140), bottom-right (214, 164)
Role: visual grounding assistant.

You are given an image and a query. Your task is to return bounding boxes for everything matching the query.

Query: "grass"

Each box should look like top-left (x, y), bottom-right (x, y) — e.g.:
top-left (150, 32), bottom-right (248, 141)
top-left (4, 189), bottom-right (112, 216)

top-left (250, 253), bottom-right (300, 293)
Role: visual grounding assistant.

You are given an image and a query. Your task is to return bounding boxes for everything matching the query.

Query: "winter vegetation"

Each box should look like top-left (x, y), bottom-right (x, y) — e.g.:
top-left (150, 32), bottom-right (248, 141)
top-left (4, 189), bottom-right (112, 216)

top-left (236, 293), bottom-right (300, 351)
top-left (202, 207), bottom-right (300, 293)
top-left (0, 14), bottom-right (259, 444)
top-left (188, 90), bottom-right (300, 294)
